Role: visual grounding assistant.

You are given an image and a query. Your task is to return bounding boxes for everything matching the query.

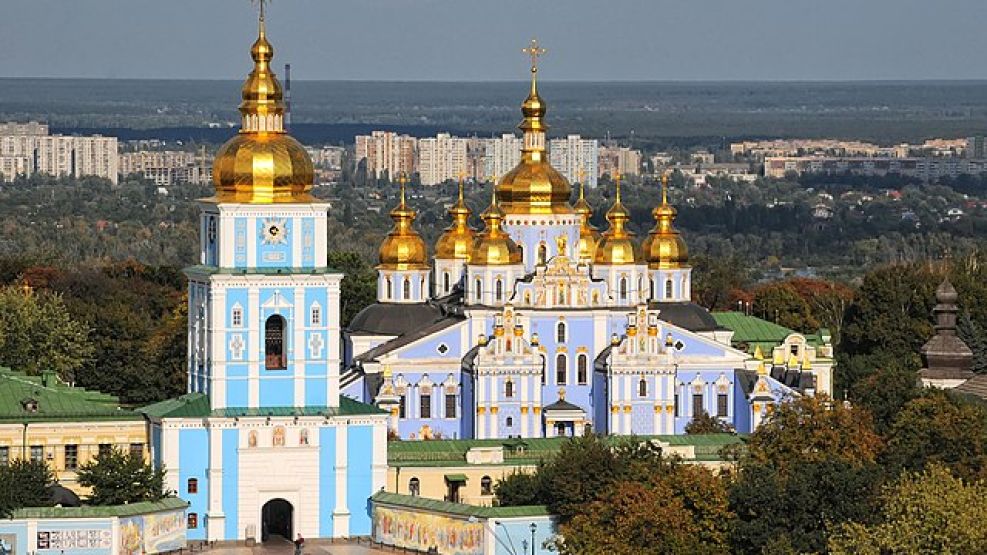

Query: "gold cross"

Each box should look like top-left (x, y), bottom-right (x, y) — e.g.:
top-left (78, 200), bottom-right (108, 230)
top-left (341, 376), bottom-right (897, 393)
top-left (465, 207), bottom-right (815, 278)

top-left (522, 38), bottom-right (546, 73)
top-left (253, 0), bottom-right (268, 20)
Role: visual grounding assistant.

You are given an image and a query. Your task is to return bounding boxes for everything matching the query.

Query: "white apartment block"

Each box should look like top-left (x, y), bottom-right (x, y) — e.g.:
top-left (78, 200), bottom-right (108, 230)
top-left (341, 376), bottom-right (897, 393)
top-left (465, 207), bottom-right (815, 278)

top-left (599, 145), bottom-right (642, 178)
top-left (482, 134), bottom-right (522, 181)
top-left (0, 123), bottom-right (118, 184)
top-left (355, 131), bottom-right (415, 179)
top-left (418, 132), bottom-right (468, 186)
top-left (549, 134), bottom-right (598, 188)
top-left (119, 150), bottom-right (212, 186)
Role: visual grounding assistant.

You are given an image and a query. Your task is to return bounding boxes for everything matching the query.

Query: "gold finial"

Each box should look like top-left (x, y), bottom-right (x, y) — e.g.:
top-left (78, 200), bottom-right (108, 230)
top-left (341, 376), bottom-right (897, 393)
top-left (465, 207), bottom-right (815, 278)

top-left (661, 173), bottom-right (669, 205)
top-left (578, 166), bottom-right (587, 200)
top-left (614, 171), bottom-right (622, 204)
top-left (398, 172), bottom-right (408, 207)
top-left (457, 172), bottom-right (466, 203)
top-left (522, 38), bottom-right (546, 92)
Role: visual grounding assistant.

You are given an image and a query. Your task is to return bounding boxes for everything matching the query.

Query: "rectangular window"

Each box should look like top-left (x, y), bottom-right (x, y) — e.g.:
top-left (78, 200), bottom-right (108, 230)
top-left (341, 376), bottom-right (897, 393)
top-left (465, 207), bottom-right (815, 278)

top-left (0, 446), bottom-right (9, 466)
top-left (692, 394), bottom-right (704, 417)
top-left (64, 444), bottom-right (78, 471)
top-left (98, 443), bottom-right (112, 457)
top-left (717, 394), bottom-right (729, 417)
top-left (311, 306), bottom-right (321, 326)
top-left (231, 308), bottom-right (243, 327)
top-left (187, 513), bottom-right (198, 529)
top-left (129, 443), bottom-right (144, 458)
top-left (420, 394), bottom-right (432, 419)
top-left (445, 394), bottom-right (457, 419)
top-left (674, 394), bottom-right (679, 417)
top-left (30, 445), bottom-right (43, 463)
top-left (399, 395), bottom-right (406, 419)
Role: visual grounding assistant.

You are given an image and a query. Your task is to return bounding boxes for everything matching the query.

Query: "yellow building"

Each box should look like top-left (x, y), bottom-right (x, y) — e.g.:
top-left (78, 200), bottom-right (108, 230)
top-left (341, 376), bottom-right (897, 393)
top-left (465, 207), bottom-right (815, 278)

top-left (0, 367), bottom-right (147, 493)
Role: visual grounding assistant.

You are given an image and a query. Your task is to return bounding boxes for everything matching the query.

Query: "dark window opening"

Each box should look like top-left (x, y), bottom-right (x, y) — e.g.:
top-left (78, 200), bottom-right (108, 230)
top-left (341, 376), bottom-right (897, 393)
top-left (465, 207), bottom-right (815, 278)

top-left (692, 393), bottom-right (704, 417)
top-left (187, 478), bottom-right (198, 494)
top-left (481, 476), bottom-right (493, 496)
top-left (556, 354), bottom-right (567, 385)
top-left (445, 393), bottom-right (457, 418)
top-left (409, 478), bottom-right (420, 496)
top-left (420, 393), bottom-right (432, 419)
top-left (717, 394), bottom-right (728, 417)
top-left (265, 315), bottom-right (287, 370)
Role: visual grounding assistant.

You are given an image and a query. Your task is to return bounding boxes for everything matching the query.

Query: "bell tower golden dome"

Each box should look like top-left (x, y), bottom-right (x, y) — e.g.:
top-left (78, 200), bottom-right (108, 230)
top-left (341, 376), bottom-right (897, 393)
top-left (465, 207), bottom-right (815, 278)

top-left (573, 167), bottom-right (601, 264)
top-left (496, 39), bottom-right (573, 216)
top-left (378, 175), bottom-right (428, 270)
top-left (211, 3), bottom-right (314, 204)
top-left (594, 173), bottom-right (641, 265)
top-left (434, 176), bottom-right (476, 261)
top-left (642, 174), bottom-right (689, 269)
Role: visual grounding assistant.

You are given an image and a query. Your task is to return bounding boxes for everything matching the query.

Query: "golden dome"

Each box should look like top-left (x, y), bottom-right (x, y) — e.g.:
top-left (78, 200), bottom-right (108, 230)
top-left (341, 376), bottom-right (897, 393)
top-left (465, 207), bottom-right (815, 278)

top-left (496, 39), bottom-right (573, 216)
top-left (573, 174), bottom-right (601, 264)
top-left (594, 174), bottom-right (641, 265)
top-left (434, 178), bottom-right (475, 261)
top-left (378, 177), bottom-right (428, 270)
top-left (471, 187), bottom-right (522, 266)
top-left (642, 175), bottom-right (689, 269)
top-left (212, 9), bottom-right (314, 204)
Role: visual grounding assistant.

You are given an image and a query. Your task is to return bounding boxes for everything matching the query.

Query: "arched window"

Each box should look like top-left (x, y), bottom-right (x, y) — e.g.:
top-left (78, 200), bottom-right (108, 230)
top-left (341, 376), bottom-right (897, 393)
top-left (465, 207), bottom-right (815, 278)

top-left (481, 476), bottom-right (493, 496)
top-left (409, 477), bottom-right (420, 496)
top-left (537, 243), bottom-right (548, 265)
top-left (187, 478), bottom-right (198, 494)
top-left (639, 378), bottom-right (648, 397)
top-left (556, 353), bottom-right (567, 385)
top-left (386, 277), bottom-right (393, 300)
top-left (577, 354), bottom-right (588, 384)
top-left (619, 278), bottom-right (628, 301)
top-left (495, 279), bottom-right (503, 301)
top-left (264, 315), bottom-right (287, 370)
top-left (403, 277), bottom-right (411, 300)
top-left (637, 276), bottom-right (643, 299)
top-left (475, 278), bottom-right (482, 301)
top-left (557, 321), bottom-right (566, 343)
top-left (665, 279), bottom-right (673, 299)
top-left (650, 279), bottom-right (655, 300)
top-left (505, 417), bottom-right (514, 428)
top-left (443, 272), bottom-right (450, 293)
top-left (505, 379), bottom-right (514, 398)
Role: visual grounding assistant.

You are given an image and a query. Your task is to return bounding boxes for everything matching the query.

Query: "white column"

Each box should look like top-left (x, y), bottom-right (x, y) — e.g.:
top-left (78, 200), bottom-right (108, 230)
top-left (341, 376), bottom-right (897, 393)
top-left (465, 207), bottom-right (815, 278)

top-left (291, 216), bottom-right (302, 266)
top-left (372, 420), bottom-right (387, 492)
top-left (519, 372), bottom-right (529, 438)
top-left (163, 425), bottom-right (181, 493)
top-left (476, 373), bottom-right (486, 439)
top-left (293, 285), bottom-right (306, 408)
top-left (206, 424), bottom-right (226, 541)
top-left (333, 423), bottom-right (350, 536)
top-left (327, 278), bottom-right (342, 407)
top-left (246, 216), bottom-right (257, 267)
top-left (622, 374), bottom-right (632, 433)
top-left (210, 287), bottom-right (227, 409)
top-left (248, 287), bottom-right (261, 408)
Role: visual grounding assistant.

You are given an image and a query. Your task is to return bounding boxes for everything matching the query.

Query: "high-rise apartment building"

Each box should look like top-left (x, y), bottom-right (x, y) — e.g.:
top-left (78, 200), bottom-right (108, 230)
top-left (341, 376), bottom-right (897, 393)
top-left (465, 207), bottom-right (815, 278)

top-left (417, 132), bottom-right (468, 185)
top-left (0, 123), bottom-right (118, 183)
top-left (549, 134), bottom-right (598, 187)
top-left (482, 134), bottom-right (522, 181)
top-left (355, 131), bottom-right (415, 180)
top-left (599, 145), bottom-right (642, 178)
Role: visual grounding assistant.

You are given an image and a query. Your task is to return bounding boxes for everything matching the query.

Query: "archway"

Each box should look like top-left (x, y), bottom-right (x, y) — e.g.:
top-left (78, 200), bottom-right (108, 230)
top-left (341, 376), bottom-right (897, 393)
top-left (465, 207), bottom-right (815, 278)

top-left (261, 498), bottom-right (293, 542)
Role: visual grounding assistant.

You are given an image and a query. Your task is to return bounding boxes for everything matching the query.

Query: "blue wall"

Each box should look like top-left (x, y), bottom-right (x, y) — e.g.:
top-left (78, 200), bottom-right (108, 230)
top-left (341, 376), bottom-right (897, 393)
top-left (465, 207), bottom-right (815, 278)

top-left (0, 521), bottom-right (28, 555)
top-left (222, 429), bottom-right (240, 540)
top-left (319, 427), bottom-right (337, 538)
top-left (37, 520), bottom-right (113, 555)
top-left (492, 517), bottom-right (557, 555)
top-left (346, 426), bottom-right (374, 535)
top-left (179, 429), bottom-right (209, 541)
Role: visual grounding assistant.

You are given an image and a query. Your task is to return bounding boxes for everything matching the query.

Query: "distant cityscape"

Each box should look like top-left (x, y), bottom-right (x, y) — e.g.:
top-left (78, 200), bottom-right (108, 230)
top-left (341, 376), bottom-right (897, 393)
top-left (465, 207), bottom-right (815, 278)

top-left (2, 120), bottom-right (987, 188)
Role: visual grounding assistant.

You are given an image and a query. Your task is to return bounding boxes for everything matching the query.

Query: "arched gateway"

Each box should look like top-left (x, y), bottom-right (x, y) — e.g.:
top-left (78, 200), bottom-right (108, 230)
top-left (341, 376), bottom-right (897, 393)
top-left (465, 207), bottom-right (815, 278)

top-left (261, 498), bottom-right (293, 542)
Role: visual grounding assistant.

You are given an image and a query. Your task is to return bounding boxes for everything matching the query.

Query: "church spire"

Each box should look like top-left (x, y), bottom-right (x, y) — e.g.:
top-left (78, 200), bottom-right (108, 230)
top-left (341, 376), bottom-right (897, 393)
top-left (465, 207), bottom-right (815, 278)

top-left (378, 173), bottom-right (427, 270)
top-left (434, 174), bottom-right (476, 261)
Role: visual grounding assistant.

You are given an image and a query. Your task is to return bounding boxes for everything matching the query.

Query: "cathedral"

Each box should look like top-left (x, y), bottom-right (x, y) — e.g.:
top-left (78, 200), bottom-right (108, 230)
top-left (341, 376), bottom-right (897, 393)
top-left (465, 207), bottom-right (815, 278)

top-left (142, 7), bottom-right (387, 544)
top-left (342, 44), bottom-right (823, 441)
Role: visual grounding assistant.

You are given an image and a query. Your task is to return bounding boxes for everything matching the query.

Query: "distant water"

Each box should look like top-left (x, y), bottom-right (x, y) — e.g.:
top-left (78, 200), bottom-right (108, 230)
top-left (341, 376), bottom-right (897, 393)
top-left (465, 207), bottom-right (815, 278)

top-left (4, 78), bottom-right (987, 145)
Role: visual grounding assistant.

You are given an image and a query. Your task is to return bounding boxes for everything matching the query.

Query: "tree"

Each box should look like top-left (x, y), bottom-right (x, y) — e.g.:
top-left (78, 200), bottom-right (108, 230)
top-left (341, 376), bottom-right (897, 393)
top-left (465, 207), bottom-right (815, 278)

top-left (882, 391), bottom-right (987, 479)
top-left (528, 435), bottom-right (622, 522)
top-left (685, 410), bottom-right (732, 434)
top-left (752, 281), bottom-right (818, 333)
top-left (848, 364), bottom-right (921, 435)
top-left (494, 470), bottom-right (544, 507)
top-left (746, 395), bottom-right (883, 474)
top-left (958, 310), bottom-right (987, 374)
top-left (829, 465), bottom-right (987, 554)
top-left (326, 251), bottom-right (377, 326)
top-left (77, 447), bottom-right (167, 505)
top-left (690, 255), bottom-right (748, 310)
top-left (0, 460), bottom-right (53, 517)
top-left (0, 285), bottom-right (93, 377)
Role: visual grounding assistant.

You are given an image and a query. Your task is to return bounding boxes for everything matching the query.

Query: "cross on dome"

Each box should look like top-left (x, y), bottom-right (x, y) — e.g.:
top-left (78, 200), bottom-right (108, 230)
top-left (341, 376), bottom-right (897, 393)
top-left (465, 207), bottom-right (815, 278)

top-left (522, 38), bottom-right (546, 75)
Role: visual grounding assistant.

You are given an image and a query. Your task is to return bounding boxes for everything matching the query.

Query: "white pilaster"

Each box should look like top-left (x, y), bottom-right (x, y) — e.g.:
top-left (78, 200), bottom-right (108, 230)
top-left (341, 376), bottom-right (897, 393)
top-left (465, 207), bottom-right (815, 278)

top-left (333, 424), bottom-right (350, 536)
top-left (248, 287), bottom-right (261, 407)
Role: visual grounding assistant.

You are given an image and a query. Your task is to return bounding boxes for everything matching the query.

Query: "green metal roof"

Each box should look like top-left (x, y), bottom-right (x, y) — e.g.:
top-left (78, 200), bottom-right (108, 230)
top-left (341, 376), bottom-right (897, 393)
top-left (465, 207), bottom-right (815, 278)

top-left (444, 473), bottom-right (469, 482)
top-left (712, 312), bottom-right (827, 351)
top-left (184, 265), bottom-right (341, 277)
top-left (372, 491), bottom-right (550, 519)
top-left (140, 393), bottom-right (386, 419)
top-left (13, 497), bottom-right (188, 519)
top-left (0, 367), bottom-right (140, 423)
top-left (388, 434), bottom-right (746, 466)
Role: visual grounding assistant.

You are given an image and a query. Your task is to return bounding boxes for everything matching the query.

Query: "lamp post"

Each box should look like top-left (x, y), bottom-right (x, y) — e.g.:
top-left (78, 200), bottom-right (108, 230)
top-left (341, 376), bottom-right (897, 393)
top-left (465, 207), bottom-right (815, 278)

top-left (529, 523), bottom-right (537, 555)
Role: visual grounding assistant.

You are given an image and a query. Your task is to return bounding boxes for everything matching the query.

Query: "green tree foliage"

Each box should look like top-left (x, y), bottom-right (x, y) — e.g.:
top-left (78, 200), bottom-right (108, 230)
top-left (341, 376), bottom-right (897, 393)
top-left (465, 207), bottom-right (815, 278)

top-left (685, 410), bottom-right (732, 434)
top-left (493, 470), bottom-right (544, 507)
top-left (0, 285), bottom-right (93, 377)
top-left (327, 251), bottom-right (377, 327)
top-left (882, 391), bottom-right (987, 479)
top-left (848, 364), bottom-right (921, 435)
top-left (830, 465), bottom-right (987, 554)
top-left (0, 460), bottom-right (54, 517)
top-left (533, 434), bottom-right (623, 522)
top-left (77, 447), bottom-right (167, 506)
top-left (958, 310), bottom-right (987, 374)
top-left (690, 255), bottom-right (748, 310)
top-left (752, 281), bottom-right (819, 333)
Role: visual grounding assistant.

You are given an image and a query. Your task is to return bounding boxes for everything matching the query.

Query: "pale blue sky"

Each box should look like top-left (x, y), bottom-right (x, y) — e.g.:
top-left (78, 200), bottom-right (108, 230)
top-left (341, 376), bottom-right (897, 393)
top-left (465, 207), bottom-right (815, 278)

top-left (2, 0), bottom-right (985, 81)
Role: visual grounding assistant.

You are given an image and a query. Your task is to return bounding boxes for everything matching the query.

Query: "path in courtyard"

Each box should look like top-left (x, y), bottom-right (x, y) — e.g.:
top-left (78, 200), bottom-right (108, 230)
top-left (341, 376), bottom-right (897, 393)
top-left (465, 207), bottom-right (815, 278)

top-left (200, 537), bottom-right (396, 555)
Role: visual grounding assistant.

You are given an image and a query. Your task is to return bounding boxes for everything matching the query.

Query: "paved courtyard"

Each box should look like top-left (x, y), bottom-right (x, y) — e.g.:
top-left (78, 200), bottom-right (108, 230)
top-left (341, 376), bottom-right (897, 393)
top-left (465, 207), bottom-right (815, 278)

top-left (200, 537), bottom-right (399, 555)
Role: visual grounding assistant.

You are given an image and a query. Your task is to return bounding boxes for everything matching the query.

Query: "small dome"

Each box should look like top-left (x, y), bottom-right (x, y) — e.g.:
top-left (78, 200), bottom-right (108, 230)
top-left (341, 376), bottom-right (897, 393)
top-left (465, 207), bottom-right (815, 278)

top-left (471, 193), bottom-right (522, 266)
top-left (594, 201), bottom-right (640, 265)
top-left (642, 176), bottom-right (689, 269)
top-left (573, 185), bottom-right (600, 263)
top-left (379, 183), bottom-right (428, 270)
top-left (434, 182), bottom-right (475, 261)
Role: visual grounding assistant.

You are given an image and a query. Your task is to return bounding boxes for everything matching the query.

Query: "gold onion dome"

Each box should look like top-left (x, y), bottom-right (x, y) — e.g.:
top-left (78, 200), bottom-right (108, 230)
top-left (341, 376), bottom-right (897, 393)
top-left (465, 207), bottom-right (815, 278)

top-left (573, 171), bottom-right (601, 263)
top-left (212, 6), bottom-right (314, 204)
top-left (642, 175), bottom-right (689, 269)
top-left (496, 39), bottom-right (573, 216)
top-left (594, 174), bottom-right (641, 265)
top-left (434, 177), bottom-right (476, 261)
top-left (378, 176), bottom-right (428, 270)
top-left (471, 186), bottom-right (522, 265)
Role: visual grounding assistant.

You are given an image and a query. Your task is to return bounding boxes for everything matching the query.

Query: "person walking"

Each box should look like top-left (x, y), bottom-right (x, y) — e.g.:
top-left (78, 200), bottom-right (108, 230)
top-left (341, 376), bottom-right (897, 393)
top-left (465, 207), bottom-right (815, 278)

top-left (293, 533), bottom-right (304, 555)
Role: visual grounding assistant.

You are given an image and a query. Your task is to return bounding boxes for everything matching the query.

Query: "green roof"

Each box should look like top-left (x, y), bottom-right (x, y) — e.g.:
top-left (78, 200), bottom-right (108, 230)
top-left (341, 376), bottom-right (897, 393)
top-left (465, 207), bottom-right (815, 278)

top-left (184, 265), bottom-right (341, 277)
top-left (712, 312), bottom-right (828, 352)
top-left (372, 492), bottom-right (550, 519)
top-left (0, 367), bottom-right (140, 423)
top-left (13, 497), bottom-right (188, 519)
top-left (140, 393), bottom-right (386, 419)
top-left (444, 473), bottom-right (469, 482)
top-left (388, 434), bottom-right (746, 466)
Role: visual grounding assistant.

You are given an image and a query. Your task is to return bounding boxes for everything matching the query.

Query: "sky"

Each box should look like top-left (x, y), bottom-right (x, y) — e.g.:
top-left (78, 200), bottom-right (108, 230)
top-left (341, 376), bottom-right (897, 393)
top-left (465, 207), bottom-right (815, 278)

top-left (2, 0), bottom-right (987, 82)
